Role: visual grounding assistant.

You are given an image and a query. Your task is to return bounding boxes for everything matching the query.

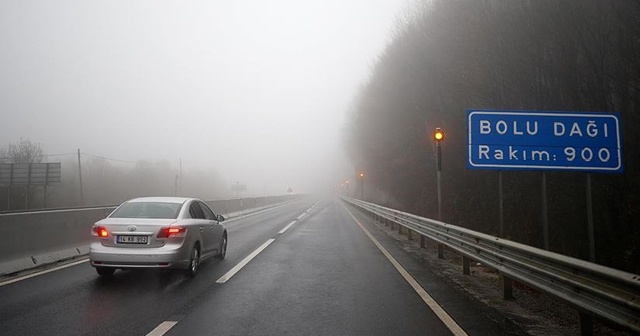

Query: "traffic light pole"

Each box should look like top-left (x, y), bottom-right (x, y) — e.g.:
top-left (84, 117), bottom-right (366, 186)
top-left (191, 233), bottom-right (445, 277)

top-left (436, 140), bottom-right (444, 259)
top-left (436, 141), bottom-right (442, 221)
top-left (360, 174), bottom-right (364, 200)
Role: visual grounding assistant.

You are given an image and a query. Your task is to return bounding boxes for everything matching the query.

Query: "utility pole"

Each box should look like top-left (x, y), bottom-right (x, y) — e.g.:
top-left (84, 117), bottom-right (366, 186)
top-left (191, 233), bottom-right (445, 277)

top-left (25, 163), bottom-right (31, 209)
top-left (77, 149), bottom-right (84, 205)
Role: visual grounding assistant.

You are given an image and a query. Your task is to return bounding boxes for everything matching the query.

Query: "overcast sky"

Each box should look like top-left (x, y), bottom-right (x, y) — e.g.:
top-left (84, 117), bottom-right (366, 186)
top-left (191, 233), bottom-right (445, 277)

top-left (0, 0), bottom-right (409, 195)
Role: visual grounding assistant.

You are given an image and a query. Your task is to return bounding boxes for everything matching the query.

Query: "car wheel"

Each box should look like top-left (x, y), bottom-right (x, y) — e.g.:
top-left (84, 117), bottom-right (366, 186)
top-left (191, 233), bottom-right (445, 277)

top-left (185, 245), bottom-right (200, 278)
top-left (216, 234), bottom-right (227, 260)
top-left (96, 267), bottom-right (115, 276)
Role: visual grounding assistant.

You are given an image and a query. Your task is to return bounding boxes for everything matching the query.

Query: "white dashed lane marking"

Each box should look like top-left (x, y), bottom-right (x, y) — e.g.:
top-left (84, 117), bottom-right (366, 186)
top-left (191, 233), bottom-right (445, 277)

top-left (278, 221), bottom-right (297, 234)
top-left (145, 321), bottom-right (178, 336)
top-left (215, 239), bottom-right (276, 284)
top-left (148, 202), bottom-right (320, 335)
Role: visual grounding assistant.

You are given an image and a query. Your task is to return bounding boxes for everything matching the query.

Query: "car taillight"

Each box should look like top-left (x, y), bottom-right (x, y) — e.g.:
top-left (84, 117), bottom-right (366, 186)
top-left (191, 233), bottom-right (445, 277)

top-left (157, 226), bottom-right (186, 238)
top-left (92, 226), bottom-right (109, 238)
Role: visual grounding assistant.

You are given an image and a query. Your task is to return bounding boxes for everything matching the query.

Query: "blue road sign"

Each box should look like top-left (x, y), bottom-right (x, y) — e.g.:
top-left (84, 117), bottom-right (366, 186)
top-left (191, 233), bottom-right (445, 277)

top-left (467, 110), bottom-right (623, 172)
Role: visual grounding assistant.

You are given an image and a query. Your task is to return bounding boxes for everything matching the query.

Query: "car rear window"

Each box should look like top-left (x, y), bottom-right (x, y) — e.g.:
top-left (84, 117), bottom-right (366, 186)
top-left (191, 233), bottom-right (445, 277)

top-left (109, 202), bottom-right (182, 219)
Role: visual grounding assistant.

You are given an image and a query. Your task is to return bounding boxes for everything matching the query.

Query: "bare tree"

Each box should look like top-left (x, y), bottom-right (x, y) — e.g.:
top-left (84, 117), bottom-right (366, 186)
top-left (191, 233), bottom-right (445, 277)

top-left (0, 148), bottom-right (7, 164)
top-left (7, 139), bottom-right (46, 164)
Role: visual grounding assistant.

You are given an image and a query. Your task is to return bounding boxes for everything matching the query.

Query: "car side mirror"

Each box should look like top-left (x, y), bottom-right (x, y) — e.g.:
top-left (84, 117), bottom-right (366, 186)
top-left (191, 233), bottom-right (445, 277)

top-left (217, 214), bottom-right (225, 222)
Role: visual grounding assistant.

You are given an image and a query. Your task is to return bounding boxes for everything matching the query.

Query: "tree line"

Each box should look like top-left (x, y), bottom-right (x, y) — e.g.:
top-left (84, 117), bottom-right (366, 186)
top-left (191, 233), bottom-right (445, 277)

top-left (345, 0), bottom-right (640, 273)
top-left (0, 139), bottom-right (228, 210)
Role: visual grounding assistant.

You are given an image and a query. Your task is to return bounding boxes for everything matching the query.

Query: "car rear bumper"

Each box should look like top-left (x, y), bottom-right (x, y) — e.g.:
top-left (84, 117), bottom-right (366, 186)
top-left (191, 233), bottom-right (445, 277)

top-left (89, 242), bottom-right (191, 269)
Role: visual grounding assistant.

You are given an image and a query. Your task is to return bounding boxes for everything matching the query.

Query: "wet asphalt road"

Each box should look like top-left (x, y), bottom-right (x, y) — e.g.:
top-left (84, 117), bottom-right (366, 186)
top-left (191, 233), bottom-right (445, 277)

top-left (0, 196), bottom-right (525, 336)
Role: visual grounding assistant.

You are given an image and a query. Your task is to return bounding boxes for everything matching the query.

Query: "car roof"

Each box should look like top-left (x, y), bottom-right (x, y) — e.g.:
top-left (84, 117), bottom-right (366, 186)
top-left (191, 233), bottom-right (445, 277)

top-left (126, 197), bottom-right (195, 204)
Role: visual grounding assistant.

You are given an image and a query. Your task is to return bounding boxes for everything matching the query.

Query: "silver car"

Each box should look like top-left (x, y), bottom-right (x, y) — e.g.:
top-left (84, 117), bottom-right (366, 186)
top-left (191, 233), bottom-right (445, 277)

top-left (89, 197), bottom-right (227, 277)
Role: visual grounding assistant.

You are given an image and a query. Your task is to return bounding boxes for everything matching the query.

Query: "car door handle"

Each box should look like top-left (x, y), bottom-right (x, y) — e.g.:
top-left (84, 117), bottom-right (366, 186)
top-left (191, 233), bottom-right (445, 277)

top-left (199, 226), bottom-right (204, 232)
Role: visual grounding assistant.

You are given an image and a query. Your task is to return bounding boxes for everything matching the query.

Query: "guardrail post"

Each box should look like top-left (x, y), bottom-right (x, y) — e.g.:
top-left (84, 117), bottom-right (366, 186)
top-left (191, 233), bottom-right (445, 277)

top-left (398, 224), bottom-right (403, 235)
top-left (579, 312), bottom-right (593, 336)
top-left (420, 235), bottom-right (426, 248)
top-left (462, 256), bottom-right (470, 275)
top-left (408, 229), bottom-right (413, 241)
top-left (502, 275), bottom-right (513, 300)
top-left (438, 244), bottom-right (444, 259)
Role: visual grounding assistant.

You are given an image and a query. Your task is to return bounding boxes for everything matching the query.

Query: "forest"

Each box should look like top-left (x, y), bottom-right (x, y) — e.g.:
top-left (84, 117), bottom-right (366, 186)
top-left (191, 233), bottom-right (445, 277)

top-left (345, 0), bottom-right (640, 273)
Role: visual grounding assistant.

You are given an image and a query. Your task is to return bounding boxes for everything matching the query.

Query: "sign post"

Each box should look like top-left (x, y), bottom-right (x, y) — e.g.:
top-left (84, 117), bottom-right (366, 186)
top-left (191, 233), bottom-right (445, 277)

top-left (231, 182), bottom-right (247, 199)
top-left (467, 110), bottom-right (623, 259)
top-left (498, 171), bottom-right (504, 237)
top-left (542, 172), bottom-right (549, 250)
top-left (0, 163), bottom-right (62, 210)
top-left (586, 173), bottom-right (595, 261)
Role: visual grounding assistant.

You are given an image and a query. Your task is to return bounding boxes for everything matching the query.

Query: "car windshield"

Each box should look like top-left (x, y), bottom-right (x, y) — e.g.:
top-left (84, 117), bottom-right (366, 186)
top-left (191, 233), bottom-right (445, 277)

top-left (109, 202), bottom-right (182, 219)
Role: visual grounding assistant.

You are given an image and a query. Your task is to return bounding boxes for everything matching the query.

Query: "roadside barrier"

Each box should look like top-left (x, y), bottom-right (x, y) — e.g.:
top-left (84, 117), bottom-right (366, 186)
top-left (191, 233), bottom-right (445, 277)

top-left (342, 196), bottom-right (640, 335)
top-left (0, 195), bottom-right (300, 276)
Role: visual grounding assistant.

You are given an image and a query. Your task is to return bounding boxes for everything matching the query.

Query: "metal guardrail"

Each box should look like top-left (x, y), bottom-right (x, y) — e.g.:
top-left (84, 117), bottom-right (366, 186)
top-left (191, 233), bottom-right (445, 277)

top-left (342, 196), bottom-right (640, 334)
top-left (0, 204), bottom-right (120, 215)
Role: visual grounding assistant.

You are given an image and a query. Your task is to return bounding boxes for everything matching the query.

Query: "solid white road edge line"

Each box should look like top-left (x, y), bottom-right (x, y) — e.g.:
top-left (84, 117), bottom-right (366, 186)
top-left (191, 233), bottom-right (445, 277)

top-left (146, 321), bottom-right (178, 336)
top-left (278, 220), bottom-right (297, 234)
top-left (342, 204), bottom-right (468, 336)
top-left (216, 239), bottom-right (276, 284)
top-left (0, 258), bottom-right (89, 287)
top-left (296, 213), bottom-right (305, 220)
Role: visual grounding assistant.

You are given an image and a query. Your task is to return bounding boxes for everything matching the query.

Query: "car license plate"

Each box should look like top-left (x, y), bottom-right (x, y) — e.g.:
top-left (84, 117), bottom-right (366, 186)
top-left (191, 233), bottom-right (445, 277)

top-left (117, 235), bottom-right (149, 244)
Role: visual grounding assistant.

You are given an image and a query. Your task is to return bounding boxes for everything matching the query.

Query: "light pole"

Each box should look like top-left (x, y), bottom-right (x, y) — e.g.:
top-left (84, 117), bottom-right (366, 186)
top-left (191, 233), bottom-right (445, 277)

top-left (434, 127), bottom-right (444, 258)
top-left (359, 172), bottom-right (365, 200)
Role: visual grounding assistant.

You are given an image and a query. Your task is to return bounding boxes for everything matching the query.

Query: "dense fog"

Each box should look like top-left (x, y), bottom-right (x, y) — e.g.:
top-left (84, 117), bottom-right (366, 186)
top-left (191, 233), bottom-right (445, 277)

top-left (0, 0), bottom-right (408, 203)
top-left (2, 1), bottom-right (638, 273)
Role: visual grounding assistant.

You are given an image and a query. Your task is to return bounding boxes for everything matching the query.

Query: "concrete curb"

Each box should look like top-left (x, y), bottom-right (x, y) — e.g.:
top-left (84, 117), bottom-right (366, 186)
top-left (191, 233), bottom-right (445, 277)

top-left (0, 245), bottom-right (89, 277)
